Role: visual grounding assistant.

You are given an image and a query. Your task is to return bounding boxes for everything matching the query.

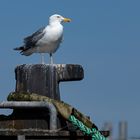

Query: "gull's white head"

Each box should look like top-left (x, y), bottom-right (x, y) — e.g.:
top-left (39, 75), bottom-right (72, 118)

top-left (49, 14), bottom-right (71, 25)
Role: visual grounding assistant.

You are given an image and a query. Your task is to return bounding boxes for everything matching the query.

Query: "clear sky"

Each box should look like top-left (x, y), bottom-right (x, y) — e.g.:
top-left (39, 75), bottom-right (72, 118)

top-left (0, 0), bottom-right (140, 139)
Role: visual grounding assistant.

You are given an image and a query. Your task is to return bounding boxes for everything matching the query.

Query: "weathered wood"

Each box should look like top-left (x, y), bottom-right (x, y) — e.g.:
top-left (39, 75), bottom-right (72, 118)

top-left (0, 129), bottom-right (89, 140)
top-left (0, 64), bottom-right (84, 133)
top-left (0, 129), bottom-right (109, 137)
top-left (15, 64), bottom-right (84, 100)
top-left (0, 64), bottom-right (110, 139)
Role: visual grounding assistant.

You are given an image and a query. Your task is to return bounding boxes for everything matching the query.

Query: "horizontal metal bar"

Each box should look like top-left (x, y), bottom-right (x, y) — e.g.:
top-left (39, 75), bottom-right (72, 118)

top-left (0, 101), bottom-right (57, 130)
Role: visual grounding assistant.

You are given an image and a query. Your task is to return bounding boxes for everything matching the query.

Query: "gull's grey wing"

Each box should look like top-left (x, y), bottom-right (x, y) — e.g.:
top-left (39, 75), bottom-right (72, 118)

top-left (24, 27), bottom-right (46, 50)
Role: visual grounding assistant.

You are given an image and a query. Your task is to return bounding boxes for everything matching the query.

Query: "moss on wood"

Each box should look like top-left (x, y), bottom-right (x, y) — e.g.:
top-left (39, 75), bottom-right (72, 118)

top-left (7, 92), bottom-right (97, 129)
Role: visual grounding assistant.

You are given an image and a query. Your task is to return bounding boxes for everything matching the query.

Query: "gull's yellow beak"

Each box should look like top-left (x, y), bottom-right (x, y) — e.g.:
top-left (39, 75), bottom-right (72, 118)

top-left (63, 18), bottom-right (71, 22)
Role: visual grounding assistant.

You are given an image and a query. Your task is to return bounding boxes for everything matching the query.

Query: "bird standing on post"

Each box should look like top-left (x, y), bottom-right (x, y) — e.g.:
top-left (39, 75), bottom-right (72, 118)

top-left (14, 14), bottom-right (71, 64)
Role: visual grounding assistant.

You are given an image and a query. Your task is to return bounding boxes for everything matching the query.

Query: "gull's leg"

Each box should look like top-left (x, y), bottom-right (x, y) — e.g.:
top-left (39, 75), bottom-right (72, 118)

top-left (41, 53), bottom-right (45, 64)
top-left (50, 53), bottom-right (53, 65)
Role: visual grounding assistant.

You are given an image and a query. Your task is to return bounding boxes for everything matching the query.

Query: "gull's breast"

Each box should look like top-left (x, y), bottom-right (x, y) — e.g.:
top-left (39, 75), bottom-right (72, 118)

top-left (36, 25), bottom-right (63, 53)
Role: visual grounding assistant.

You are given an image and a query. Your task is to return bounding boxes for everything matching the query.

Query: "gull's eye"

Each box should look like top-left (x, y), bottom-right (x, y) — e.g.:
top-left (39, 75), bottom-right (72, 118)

top-left (57, 16), bottom-right (60, 18)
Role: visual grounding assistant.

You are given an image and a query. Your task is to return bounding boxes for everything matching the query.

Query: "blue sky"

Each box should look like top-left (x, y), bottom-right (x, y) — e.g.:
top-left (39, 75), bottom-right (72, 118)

top-left (0, 0), bottom-right (140, 138)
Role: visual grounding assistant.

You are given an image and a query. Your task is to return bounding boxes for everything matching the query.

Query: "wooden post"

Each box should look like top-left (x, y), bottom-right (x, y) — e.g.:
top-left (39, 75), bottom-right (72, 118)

top-left (0, 64), bottom-right (110, 139)
top-left (15, 64), bottom-right (84, 100)
top-left (9, 64), bottom-right (84, 130)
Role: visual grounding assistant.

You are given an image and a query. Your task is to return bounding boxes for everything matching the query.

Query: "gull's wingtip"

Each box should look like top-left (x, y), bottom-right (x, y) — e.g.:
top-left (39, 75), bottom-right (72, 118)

top-left (13, 46), bottom-right (24, 51)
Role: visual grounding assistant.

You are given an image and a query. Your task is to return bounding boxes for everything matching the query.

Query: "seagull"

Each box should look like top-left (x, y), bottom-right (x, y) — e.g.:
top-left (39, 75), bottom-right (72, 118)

top-left (14, 14), bottom-right (71, 64)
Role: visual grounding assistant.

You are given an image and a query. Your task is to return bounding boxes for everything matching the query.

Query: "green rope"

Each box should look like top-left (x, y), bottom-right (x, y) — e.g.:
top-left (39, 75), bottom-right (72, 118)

top-left (68, 115), bottom-right (108, 140)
